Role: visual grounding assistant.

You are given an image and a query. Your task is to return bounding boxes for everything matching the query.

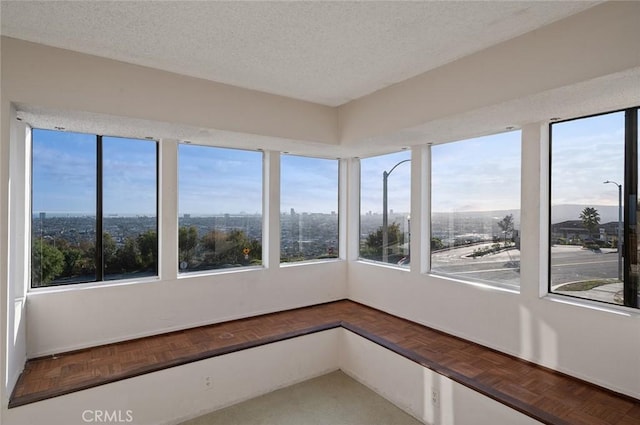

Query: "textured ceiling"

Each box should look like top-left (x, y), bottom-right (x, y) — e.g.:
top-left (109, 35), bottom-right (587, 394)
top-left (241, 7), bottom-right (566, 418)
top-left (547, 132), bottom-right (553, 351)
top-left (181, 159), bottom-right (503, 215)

top-left (0, 1), bottom-right (598, 106)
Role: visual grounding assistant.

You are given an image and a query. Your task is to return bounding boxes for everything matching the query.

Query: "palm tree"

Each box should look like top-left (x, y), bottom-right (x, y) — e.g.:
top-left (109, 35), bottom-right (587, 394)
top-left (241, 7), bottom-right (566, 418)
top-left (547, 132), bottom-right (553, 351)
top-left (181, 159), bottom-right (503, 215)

top-left (580, 207), bottom-right (600, 236)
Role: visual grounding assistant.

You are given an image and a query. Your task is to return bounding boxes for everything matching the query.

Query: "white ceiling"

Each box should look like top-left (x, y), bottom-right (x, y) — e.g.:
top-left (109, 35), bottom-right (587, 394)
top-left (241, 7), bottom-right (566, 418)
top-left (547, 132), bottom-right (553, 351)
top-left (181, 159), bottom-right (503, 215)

top-left (0, 1), bottom-right (599, 107)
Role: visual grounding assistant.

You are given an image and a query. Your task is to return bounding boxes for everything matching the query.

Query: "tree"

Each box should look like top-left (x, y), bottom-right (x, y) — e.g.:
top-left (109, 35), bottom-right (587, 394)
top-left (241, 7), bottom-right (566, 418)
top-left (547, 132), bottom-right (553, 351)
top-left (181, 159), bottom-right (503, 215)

top-left (200, 229), bottom-right (261, 267)
top-left (431, 237), bottom-right (444, 250)
top-left (137, 230), bottom-right (157, 271)
top-left (102, 232), bottom-right (118, 274)
top-left (580, 207), bottom-right (600, 236)
top-left (62, 247), bottom-right (83, 277)
top-left (179, 226), bottom-right (198, 263)
top-left (114, 237), bottom-right (142, 273)
top-left (362, 222), bottom-right (403, 261)
top-left (31, 239), bottom-right (64, 286)
top-left (497, 214), bottom-right (515, 246)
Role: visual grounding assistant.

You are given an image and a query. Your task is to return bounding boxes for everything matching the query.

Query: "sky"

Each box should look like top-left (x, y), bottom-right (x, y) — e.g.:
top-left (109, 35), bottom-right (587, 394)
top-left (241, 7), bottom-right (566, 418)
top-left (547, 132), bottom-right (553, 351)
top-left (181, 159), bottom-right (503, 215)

top-left (431, 130), bottom-right (521, 213)
top-left (360, 150), bottom-right (411, 215)
top-left (178, 144), bottom-right (263, 215)
top-left (32, 130), bottom-right (157, 216)
top-left (551, 110), bottom-right (624, 207)
top-left (179, 147), bottom-right (342, 215)
top-left (281, 154), bottom-right (338, 214)
top-left (32, 110), bottom-right (628, 217)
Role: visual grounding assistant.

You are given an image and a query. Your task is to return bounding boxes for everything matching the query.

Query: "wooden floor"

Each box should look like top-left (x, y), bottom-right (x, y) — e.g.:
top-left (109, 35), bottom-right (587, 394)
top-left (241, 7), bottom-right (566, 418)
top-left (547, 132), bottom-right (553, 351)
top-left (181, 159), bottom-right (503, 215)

top-left (10, 300), bottom-right (640, 425)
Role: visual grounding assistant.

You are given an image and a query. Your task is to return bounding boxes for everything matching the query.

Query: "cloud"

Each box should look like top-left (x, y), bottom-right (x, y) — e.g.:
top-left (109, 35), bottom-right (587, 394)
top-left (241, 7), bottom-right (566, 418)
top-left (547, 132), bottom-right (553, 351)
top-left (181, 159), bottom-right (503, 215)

top-left (431, 131), bottom-right (521, 212)
top-left (178, 145), bottom-right (263, 214)
top-left (551, 112), bottom-right (624, 205)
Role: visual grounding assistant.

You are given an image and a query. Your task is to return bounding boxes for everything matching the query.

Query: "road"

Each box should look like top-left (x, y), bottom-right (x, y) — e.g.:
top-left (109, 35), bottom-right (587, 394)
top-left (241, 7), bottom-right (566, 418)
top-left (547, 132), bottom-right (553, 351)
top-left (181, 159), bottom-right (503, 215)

top-left (549, 246), bottom-right (619, 286)
top-left (430, 244), bottom-right (620, 291)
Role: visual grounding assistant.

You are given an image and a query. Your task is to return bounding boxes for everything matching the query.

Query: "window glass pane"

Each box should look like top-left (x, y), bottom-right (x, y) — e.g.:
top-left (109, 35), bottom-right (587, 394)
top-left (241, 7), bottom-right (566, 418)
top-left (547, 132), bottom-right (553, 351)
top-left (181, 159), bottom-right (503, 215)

top-left (431, 131), bottom-right (521, 289)
top-left (178, 145), bottom-right (263, 272)
top-left (102, 137), bottom-right (158, 281)
top-left (550, 112), bottom-right (624, 304)
top-left (280, 155), bottom-right (339, 263)
top-left (359, 151), bottom-right (411, 266)
top-left (636, 109), bottom-right (640, 305)
top-left (31, 129), bottom-right (97, 287)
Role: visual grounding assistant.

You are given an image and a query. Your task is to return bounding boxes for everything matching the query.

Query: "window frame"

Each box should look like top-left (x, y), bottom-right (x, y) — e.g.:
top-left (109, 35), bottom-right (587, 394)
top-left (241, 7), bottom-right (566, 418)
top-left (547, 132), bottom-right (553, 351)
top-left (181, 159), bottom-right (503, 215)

top-left (548, 106), bottom-right (639, 309)
top-left (29, 129), bottom-right (160, 289)
top-left (357, 150), bottom-right (412, 268)
top-left (176, 142), bottom-right (265, 274)
top-left (428, 130), bottom-right (522, 291)
top-left (279, 153), bottom-right (341, 266)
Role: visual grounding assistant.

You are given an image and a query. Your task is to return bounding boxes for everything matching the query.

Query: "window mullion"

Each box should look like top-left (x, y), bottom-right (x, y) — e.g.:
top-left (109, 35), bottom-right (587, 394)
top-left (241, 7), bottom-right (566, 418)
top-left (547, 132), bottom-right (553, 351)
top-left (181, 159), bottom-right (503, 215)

top-left (624, 108), bottom-right (638, 308)
top-left (96, 135), bottom-right (104, 282)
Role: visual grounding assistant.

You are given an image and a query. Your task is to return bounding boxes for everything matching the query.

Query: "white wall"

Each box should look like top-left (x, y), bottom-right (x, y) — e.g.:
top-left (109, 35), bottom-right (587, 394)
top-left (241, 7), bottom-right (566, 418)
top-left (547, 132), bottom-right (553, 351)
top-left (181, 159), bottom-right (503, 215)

top-left (5, 106), bottom-right (28, 396)
top-left (4, 329), bottom-right (341, 425)
top-left (27, 261), bottom-right (346, 356)
top-left (0, 46), bottom-right (10, 425)
top-left (1, 37), bottom-right (338, 146)
top-left (340, 329), bottom-right (542, 425)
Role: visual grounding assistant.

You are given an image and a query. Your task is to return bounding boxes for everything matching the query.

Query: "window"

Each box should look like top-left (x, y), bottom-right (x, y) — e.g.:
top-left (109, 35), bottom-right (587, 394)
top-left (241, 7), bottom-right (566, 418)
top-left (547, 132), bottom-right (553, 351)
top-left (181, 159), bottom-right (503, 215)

top-left (430, 131), bottom-right (521, 289)
top-left (280, 155), bottom-right (339, 263)
top-left (550, 108), bottom-right (639, 308)
top-left (359, 151), bottom-right (411, 266)
top-left (31, 129), bottom-right (158, 288)
top-left (178, 144), bottom-right (263, 272)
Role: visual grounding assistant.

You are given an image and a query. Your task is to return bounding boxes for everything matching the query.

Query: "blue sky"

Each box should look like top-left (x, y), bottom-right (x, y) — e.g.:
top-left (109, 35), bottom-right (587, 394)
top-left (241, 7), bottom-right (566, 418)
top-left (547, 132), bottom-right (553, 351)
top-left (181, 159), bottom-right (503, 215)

top-left (360, 150), bottom-right (411, 215)
top-left (32, 129), bottom-right (157, 216)
top-left (32, 130), bottom-right (96, 215)
top-left (178, 144), bottom-right (263, 215)
top-left (281, 154), bottom-right (338, 214)
top-left (179, 149), bottom-right (340, 215)
top-left (551, 111), bottom-right (624, 206)
top-left (431, 130), bottom-right (521, 213)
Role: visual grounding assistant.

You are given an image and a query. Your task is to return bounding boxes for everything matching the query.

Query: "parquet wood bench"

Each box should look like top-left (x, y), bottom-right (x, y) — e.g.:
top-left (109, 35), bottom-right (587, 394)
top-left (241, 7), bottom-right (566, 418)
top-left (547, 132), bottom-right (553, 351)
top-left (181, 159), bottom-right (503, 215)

top-left (9, 300), bottom-right (640, 425)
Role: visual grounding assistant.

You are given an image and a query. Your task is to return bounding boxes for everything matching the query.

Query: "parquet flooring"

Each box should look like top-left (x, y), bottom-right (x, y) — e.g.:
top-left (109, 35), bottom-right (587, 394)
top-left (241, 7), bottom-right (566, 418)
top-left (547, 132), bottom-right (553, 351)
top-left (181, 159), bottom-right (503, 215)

top-left (9, 300), bottom-right (640, 425)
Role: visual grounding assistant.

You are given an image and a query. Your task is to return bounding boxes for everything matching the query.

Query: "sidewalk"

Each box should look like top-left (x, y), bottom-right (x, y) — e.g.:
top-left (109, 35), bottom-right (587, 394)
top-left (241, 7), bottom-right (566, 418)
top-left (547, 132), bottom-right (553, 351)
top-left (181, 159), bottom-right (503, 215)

top-left (554, 281), bottom-right (623, 304)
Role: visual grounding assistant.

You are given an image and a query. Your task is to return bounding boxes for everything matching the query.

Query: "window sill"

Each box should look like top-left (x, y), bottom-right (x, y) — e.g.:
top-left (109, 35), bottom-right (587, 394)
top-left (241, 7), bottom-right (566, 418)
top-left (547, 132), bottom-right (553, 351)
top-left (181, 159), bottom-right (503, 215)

top-left (28, 275), bottom-right (161, 295)
top-left (177, 264), bottom-right (264, 279)
top-left (543, 293), bottom-right (639, 317)
top-left (279, 258), bottom-right (344, 268)
top-left (426, 271), bottom-right (521, 294)
top-left (355, 259), bottom-right (410, 272)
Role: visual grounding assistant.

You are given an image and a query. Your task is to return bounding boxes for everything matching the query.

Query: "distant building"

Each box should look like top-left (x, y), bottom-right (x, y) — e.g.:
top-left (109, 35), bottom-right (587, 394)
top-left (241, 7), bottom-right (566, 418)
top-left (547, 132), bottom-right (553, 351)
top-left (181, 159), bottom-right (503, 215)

top-left (551, 220), bottom-right (619, 244)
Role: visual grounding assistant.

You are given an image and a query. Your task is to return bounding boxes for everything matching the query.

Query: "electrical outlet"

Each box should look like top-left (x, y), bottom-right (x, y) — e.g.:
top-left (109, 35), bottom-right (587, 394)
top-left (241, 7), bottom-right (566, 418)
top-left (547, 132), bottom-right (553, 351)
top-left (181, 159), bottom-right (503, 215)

top-left (204, 376), bottom-right (213, 390)
top-left (431, 388), bottom-right (439, 407)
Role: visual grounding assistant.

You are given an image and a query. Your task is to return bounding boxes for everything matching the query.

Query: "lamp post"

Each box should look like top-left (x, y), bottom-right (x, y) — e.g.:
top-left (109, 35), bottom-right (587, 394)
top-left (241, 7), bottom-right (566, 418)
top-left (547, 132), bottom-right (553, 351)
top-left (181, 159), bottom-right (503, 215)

top-left (383, 159), bottom-right (410, 263)
top-left (407, 214), bottom-right (411, 258)
top-left (604, 180), bottom-right (622, 281)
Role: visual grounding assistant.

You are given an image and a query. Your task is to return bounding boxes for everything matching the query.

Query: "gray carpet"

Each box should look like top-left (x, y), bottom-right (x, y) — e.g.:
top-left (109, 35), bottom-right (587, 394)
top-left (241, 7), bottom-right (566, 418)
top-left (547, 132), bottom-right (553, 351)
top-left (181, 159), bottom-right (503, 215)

top-left (180, 371), bottom-right (423, 425)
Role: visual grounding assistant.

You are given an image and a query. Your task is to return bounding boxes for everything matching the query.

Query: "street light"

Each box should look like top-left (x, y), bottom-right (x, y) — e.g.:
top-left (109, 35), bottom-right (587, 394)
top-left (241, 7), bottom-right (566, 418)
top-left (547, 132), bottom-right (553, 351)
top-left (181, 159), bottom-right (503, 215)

top-left (407, 214), bottom-right (411, 258)
top-left (604, 180), bottom-right (622, 281)
top-left (383, 159), bottom-right (410, 263)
